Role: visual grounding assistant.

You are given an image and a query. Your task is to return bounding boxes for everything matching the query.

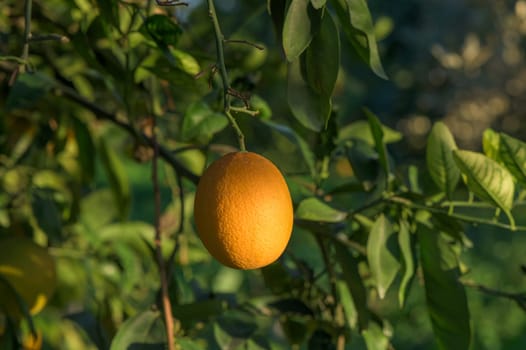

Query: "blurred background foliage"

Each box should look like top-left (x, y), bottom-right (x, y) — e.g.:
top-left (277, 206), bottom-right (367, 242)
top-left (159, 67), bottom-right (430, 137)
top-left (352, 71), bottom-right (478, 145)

top-left (1, 0), bottom-right (526, 349)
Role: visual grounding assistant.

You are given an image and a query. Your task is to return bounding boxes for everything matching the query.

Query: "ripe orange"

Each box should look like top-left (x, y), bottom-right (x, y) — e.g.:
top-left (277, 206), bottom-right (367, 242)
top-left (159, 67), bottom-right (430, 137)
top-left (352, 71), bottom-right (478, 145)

top-left (193, 152), bottom-right (293, 269)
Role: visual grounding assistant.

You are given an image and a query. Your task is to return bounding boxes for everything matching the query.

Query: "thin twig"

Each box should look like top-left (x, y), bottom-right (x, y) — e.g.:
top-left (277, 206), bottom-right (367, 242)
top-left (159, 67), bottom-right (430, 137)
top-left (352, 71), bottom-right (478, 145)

top-left (224, 39), bottom-right (264, 50)
top-left (50, 83), bottom-right (200, 184)
top-left (21, 0), bottom-right (33, 69)
top-left (152, 115), bottom-right (175, 350)
top-left (461, 279), bottom-right (526, 311)
top-left (29, 33), bottom-right (69, 43)
top-left (207, 0), bottom-right (247, 151)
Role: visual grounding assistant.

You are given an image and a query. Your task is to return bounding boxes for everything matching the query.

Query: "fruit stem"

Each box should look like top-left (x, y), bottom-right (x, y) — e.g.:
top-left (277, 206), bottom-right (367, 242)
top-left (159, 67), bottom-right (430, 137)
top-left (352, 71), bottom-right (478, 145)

top-left (208, 0), bottom-right (247, 152)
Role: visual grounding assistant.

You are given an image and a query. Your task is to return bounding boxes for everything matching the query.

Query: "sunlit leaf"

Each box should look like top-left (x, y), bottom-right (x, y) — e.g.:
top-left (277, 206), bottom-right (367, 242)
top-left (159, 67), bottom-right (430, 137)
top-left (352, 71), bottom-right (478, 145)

top-left (110, 310), bottom-right (166, 350)
top-left (334, 241), bottom-right (369, 330)
top-left (367, 215), bottom-right (399, 299)
top-left (305, 12), bottom-right (340, 95)
top-left (287, 57), bottom-right (331, 131)
top-left (418, 224), bottom-right (471, 350)
top-left (482, 128), bottom-right (500, 162)
top-left (453, 150), bottom-right (514, 212)
top-left (426, 122), bottom-right (460, 197)
top-left (362, 321), bottom-right (389, 350)
top-left (98, 137), bottom-right (131, 220)
top-left (365, 109), bottom-right (390, 176)
top-left (283, 0), bottom-right (316, 61)
top-left (499, 133), bottom-right (526, 187)
top-left (338, 120), bottom-right (402, 145)
top-left (397, 219), bottom-right (415, 308)
top-left (332, 0), bottom-right (387, 79)
top-left (295, 197), bottom-right (347, 222)
top-left (181, 101), bottom-right (228, 144)
top-left (311, 0), bottom-right (327, 9)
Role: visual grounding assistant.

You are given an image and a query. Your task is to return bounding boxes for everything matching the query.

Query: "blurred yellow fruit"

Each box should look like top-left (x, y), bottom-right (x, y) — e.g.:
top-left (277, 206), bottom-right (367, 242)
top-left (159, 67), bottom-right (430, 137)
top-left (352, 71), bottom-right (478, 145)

top-left (0, 237), bottom-right (56, 320)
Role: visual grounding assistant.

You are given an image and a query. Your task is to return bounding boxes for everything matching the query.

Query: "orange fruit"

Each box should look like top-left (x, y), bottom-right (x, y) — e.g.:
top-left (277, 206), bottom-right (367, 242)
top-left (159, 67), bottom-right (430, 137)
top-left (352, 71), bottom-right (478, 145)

top-left (194, 152), bottom-right (293, 269)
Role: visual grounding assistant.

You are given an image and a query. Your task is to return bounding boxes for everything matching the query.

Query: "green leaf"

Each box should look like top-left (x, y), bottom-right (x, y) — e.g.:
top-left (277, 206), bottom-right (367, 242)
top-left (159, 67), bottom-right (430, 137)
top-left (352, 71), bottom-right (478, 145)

top-left (334, 241), bottom-right (369, 330)
top-left (453, 150), bottom-right (515, 212)
top-left (72, 117), bottom-right (95, 184)
top-left (287, 57), bottom-right (331, 132)
top-left (268, 0), bottom-right (287, 49)
top-left (311, 0), bottom-right (327, 8)
top-left (499, 133), bottom-right (526, 187)
top-left (181, 101), bottom-right (228, 144)
top-left (5, 72), bottom-right (53, 111)
top-left (32, 190), bottom-right (62, 240)
top-left (338, 120), bottom-right (402, 145)
top-left (336, 281), bottom-right (357, 329)
top-left (262, 121), bottom-right (316, 178)
top-left (362, 321), bottom-right (389, 350)
top-left (397, 219), bottom-right (415, 308)
top-left (418, 225), bottom-right (471, 350)
top-left (345, 138), bottom-right (379, 190)
top-left (332, 0), bottom-right (387, 79)
top-left (367, 214), bottom-right (400, 299)
top-left (482, 128), bottom-right (500, 162)
top-left (110, 310), bottom-right (167, 350)
top-left (295, 197), bottom-right (347, 222)
top-left (426, 122), bottom-right (460, 196)
top-left (98, 138), bottom-right (131, 221)
top-left (283, 0), bottom-right (316, 61)
top-left (95, 0), bottom-right (119, 29)
top-left (305, 12), bottom-right (340, 95)
top-left (140, 14), bottom-right (182, 47)
top-left (80, 189), bottom-right (119, 232)
top-left (365, 109), bottom-right (390, 176)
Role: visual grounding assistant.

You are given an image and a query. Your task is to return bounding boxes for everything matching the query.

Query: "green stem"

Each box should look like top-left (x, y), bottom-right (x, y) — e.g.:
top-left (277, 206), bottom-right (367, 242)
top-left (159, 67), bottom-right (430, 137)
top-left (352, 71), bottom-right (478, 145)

top-left (21, 0), bottom-right (33, 72)
top-left (388, 196), bottom-right (526, 232)
top-left (207, 0), bottom-right (246, 151)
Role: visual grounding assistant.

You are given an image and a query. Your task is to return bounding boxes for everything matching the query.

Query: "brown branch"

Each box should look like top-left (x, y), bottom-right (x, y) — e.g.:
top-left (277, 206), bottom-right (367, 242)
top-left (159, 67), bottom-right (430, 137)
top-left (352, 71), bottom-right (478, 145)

top-left (52, 83), bottom-right (200, 184)
top-left (461, 279), bottom-right (526, 311)
top-left (152, 115), bottom-right (175, 350)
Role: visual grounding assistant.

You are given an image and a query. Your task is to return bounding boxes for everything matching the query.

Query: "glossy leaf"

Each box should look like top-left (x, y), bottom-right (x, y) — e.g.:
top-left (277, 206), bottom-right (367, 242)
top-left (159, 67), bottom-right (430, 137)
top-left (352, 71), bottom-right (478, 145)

top-left (181, 101), bottom-right (228, 144)
top-left (366, 110), bottom-right (390, 176)
top-left (453, 150), bottom-right (514, 212)
top-left (418, 225), bottom-right (471, 350)
top-left (332, 0), bottom-right (386, 79)
top-left (311, 0), bottom-right (327, 8)
top-left (287, 57), bottom-right (331, 131)
top-left (345, 138), bottom-right (379, 190)
top-left (499, 133), bottom-right (526, 186)
top-left (338, 120), bottom-right (402, 145)
top-left (295, 197), bottom-right (347, 222)
top-left (140, 14), bottom-right (182, 47)
top-left (426, 122), bottom-right (460, 196)
top-left (5, 72), bottom-right (53, 111)
top-left (367, 214), bottom-right (400, 299)
top-left (334, 241), bottom-right (369, 330)
top-left (98, 137), bottom-right (131, 221)
top-left (283, 0), bottom-right (314, 61)
top-left (305, 12), bottom-right (340, 95)
top-left (110, 310), bottom-right (166, 350)
top-left (482, 128), bottom-right (500, 162)
top-left (397, 219), bottom-right (415, 308)
top-left (72, 117), bottom-right (95, 184)
top-left (261, 120), bottom-right (316, 177)
top-left (362, 321), bottom-right (389, 350)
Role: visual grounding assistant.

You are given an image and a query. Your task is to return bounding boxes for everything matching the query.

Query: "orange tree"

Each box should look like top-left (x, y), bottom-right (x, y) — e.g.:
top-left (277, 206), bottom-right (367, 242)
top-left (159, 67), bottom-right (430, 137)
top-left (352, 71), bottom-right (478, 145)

top-left (1, 0), bottom-right (526, 349)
